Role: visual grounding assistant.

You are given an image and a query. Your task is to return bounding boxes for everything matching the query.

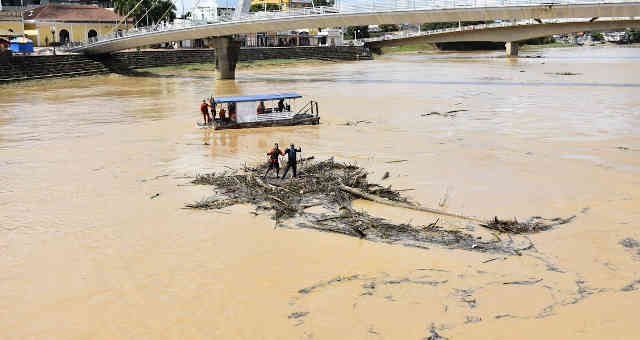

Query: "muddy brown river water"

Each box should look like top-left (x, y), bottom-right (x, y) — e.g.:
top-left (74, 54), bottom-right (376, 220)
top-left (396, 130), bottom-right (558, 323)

top-left (1, 46), bottom-right (640, 339)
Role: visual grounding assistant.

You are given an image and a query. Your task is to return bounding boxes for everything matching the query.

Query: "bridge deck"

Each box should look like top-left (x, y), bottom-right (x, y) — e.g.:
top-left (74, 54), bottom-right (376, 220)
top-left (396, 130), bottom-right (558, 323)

top-left (64, 2), bottom-right (640, 54)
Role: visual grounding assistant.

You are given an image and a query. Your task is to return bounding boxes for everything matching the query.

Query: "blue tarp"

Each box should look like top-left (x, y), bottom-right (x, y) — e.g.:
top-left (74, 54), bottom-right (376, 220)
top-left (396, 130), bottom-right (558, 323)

top-left (213, 93), bottom-right (302, 104)
top-left (9, 37), bottom-right (33, 53)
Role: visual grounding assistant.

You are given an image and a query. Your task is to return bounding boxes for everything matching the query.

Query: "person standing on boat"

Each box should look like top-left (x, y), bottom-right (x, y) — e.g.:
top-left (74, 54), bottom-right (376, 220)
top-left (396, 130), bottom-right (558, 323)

top-left (281, 144), bottom-right (302, 179)
top-left (219, 105), bottom-right (227, 122)
top-left (257, 101), bottom-right (265, 114)
top-left (277, 98), bottom-right (285, 112)
top-left (264, 143), bottom-right (284, 178)
top-left (228, 102), bottom-right (237, 122)
top-left (200, 99), bottom-right (210, 125)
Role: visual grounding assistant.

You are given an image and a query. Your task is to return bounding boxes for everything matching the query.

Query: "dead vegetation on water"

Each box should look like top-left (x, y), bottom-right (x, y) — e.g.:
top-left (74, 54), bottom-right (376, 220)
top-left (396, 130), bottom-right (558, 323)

top-left (482, 216), bottom-right (575, 234)
top-left (186, 157), bottom-right (574, 254)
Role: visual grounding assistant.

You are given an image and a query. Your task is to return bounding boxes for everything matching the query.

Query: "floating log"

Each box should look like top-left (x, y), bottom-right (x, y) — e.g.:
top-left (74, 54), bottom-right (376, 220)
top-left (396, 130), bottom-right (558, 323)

top-left (338, 184), bottom-right (484, 223)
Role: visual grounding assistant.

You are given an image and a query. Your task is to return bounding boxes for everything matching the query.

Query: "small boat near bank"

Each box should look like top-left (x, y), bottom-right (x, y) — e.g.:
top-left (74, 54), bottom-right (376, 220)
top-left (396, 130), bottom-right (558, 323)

top-left (198, 93), bottom-right (320, 130)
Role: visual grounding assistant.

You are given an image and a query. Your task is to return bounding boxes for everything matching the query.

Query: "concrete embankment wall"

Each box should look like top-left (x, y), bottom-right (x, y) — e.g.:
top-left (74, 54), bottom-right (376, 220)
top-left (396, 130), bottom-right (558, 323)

top-left (0, 47), bottom-right (372, 83)
top-left (0, 54), bottom-right (112, 82)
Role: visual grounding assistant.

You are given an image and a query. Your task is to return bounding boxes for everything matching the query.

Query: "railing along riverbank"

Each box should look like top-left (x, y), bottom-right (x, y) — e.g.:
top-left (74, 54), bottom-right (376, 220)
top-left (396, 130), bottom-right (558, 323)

top-left (0, 46), bottom-right (372, 83)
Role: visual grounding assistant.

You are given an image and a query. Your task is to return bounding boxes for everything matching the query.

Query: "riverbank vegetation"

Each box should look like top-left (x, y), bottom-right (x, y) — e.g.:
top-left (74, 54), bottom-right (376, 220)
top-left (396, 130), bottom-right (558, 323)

top-left (380, 43), bottom-right (437, 54)
top-left (522, 42), bottom-right (579, 49)
top-left (138, 58), bottom-right (336, 73)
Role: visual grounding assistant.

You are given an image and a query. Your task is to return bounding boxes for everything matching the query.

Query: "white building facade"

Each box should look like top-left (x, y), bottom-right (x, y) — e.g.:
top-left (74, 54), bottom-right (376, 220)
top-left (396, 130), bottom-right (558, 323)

top-left (190, 0), bottom-right (234, 23)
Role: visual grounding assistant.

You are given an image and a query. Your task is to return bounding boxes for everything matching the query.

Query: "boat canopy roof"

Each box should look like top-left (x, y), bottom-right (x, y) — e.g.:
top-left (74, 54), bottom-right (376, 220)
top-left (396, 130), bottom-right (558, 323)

top-left (213, 93), bottom-right (302, 104)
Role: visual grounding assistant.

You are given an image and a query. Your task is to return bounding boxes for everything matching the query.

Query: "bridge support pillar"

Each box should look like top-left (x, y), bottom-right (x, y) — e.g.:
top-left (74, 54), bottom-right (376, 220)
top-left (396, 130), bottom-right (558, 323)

top-left (505, 41), bottom-right (519, 57)
top-left (214, 36), bottom-right (241, 80)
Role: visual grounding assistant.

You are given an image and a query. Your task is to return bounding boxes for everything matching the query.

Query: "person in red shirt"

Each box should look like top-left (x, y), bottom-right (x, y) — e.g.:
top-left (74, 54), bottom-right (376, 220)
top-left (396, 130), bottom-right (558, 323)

top-left (200, 99), bottom-right (210, 125)
top-left (219, 106), bottom-right (227, 121)
top-left (264, 143), bottom-right (284, 178)
top-left (229, 102), bottom-right (237, 122)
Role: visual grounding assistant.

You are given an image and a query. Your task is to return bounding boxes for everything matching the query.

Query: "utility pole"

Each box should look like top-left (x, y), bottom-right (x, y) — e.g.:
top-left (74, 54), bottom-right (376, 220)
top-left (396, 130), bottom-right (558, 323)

top-left (51, 26), bottom-right (56, 55)
top-left (20, 0), bottom-right (25, 38)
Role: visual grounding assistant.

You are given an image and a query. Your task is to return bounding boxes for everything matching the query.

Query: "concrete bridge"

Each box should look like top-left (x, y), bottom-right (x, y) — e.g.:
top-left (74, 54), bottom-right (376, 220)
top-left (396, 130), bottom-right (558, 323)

top-left (63, 1), bottom-right (640, 78)
top-left (364, 18), bottom-right (640, 56)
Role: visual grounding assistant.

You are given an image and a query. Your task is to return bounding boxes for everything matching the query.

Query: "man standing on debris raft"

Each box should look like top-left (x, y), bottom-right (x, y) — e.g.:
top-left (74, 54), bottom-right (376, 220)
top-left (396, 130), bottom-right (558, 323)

top-left (264, 143), bottom-right (284, 178)
top-left (281, 143), bottom-right (302, 179)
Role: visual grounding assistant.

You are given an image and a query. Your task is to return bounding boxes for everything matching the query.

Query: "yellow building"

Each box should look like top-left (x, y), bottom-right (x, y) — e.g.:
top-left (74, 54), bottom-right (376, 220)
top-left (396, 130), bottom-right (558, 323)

top-left (250, 0), bottom-right (313, 10)
top-left (17, 4), bottom-right (129, 47)
top-left (0, 9), bottom-right (23, 40)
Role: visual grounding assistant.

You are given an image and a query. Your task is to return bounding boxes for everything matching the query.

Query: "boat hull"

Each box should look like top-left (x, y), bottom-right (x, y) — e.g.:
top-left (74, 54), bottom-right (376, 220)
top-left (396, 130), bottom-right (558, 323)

top-left (212, 115), bottom-right (320, 130)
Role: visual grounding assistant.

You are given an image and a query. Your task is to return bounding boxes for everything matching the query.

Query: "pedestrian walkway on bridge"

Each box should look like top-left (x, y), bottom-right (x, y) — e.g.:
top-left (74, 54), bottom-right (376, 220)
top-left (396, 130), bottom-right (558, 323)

top-left (62, 0), bottom-right (640, 78)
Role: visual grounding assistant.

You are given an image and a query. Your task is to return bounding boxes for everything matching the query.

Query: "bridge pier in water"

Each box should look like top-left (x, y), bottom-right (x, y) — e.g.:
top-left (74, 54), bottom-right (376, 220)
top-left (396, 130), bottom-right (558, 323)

top-left (505, 41), bottom-right (520, 57)
top-left (213, 36), bottom-right (241, 80)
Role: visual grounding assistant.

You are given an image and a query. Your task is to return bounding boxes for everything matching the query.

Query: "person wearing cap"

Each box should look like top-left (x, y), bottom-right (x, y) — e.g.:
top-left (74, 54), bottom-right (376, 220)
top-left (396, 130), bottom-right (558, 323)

top-left (200, 99), bottom-right (210, 125)
top-left (264, 143), bottom-right (284, 178)
top-left (281, 143), bottom-right (302, 179)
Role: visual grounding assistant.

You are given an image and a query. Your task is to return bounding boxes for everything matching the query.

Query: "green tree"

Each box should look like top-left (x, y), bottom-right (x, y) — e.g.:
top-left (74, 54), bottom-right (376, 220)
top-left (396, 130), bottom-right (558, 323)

top-left (151, 0), bottom-right (177, 23)
top-left (590, 31), bottom-right (604, 42)
top-left (313, 0), bottom-right (335, 6)
top-left (420, 21), bottom-right (489, 31)
top-left (627, 29), bottom-right (640, 42)
top-left (345, 26), bottom-right (369, 40)
top-left (522, 36), bottom-right (555, 45)
top-left (250, 3), bottom-right (281, 12)
top-left (114, 0), bottom-right (176, 27)
top-left (379, 24), bottom-right (399, 32)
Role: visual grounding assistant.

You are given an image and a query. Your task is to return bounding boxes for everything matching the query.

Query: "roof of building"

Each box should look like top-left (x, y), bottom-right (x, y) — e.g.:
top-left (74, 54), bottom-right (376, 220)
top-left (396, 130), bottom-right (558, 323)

top-left (23, 4), bottom-right (128, 23)
top-left (214, 93), bottom-right (303, 103)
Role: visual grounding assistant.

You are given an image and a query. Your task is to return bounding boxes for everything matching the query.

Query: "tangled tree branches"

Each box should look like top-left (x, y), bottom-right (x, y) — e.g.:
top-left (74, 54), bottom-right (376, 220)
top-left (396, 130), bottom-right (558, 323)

top-left (185, 158), bottom-right (574, 253)
top-left (481, 216), bottom-right (575, 234)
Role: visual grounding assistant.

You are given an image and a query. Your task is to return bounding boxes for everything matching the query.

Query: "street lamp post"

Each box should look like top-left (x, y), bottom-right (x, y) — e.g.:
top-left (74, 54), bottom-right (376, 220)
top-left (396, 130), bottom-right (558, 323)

top-left (51, 26), bottom-right (56, 55)
top-left (20, 0), bottom-right (25, 38)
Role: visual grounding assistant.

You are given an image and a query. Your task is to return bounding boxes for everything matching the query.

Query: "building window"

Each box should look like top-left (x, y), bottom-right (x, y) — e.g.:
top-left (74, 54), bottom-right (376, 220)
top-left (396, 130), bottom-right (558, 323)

top-left (59, 29), bottom-right (70, 44)
top-left (88, 29), bottom-right (98, 40)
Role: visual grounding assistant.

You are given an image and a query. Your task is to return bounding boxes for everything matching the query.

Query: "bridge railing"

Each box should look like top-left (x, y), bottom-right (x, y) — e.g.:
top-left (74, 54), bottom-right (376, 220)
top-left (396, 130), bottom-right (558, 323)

top-left (359, 16), bottom-right (636, 43)
top-left (62, 0), bottom-right (637, 51)
top-left (336, 0), bottom-right (630, 12)
top-left (62, 6), bottom-right (342, 51)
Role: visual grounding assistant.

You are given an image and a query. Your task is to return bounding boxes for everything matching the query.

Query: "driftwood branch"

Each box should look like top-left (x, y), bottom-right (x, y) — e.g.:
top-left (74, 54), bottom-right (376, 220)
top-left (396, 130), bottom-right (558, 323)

top-left (339, 184), bottom-right (484, 223)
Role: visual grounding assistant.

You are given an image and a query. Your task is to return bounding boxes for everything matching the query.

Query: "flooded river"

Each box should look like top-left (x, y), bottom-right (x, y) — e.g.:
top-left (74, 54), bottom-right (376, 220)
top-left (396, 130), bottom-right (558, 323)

top-left (1, 46), bottom-right (640, 339)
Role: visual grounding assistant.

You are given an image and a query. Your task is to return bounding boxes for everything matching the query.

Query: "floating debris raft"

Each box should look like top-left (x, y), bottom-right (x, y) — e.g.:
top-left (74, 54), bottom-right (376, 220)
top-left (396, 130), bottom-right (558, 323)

top-left (481, 216), bottom-right (575, 234)
top-left (545, 72), bottom-right (581, 76)
top-left (185, 157), bottom-right (574, 253)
